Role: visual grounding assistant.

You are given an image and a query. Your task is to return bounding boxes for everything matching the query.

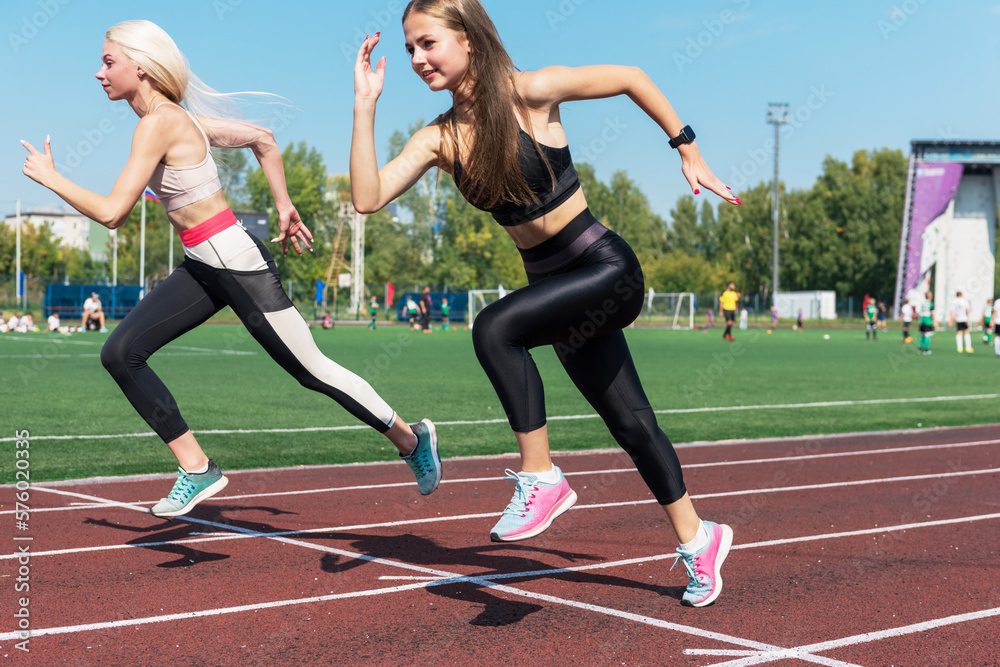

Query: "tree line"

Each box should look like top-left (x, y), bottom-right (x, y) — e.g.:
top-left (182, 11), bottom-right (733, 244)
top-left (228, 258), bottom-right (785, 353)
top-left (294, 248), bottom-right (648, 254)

top-left (2, 129), bottom-right (908, 304)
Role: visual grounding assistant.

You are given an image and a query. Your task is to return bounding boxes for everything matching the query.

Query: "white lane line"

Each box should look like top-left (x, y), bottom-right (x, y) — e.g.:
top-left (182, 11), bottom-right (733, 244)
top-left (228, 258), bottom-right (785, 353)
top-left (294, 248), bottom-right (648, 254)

top-left (7, 436), bottom-right (995, 511)
top-left (4, 394), bottom-right (997, 443)
top-left (693, 607), bottom-right (1000, 667)
top-left (11, 469), bottom-right (1000, 561)
top-left (9, 487), bottom-right (1000, 663)
top-left (14, 487), bottom-right (782, 657)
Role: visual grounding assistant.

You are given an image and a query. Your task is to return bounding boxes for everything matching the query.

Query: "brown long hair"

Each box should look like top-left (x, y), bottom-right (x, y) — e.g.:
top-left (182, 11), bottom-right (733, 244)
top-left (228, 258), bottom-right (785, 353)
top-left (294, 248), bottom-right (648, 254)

top-left (403, 0), bottom-right (552, 208)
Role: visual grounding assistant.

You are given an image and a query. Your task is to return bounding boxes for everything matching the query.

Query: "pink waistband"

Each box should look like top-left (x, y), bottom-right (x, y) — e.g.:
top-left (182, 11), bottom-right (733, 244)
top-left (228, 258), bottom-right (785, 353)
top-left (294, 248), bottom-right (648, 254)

top-left (178, 209), bottom-right (238, 247)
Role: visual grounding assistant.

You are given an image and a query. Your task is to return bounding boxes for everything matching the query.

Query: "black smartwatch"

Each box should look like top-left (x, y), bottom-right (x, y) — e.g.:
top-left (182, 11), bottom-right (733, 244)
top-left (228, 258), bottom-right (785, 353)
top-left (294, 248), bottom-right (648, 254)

top-left (669, 125), bottom-right (696, 149)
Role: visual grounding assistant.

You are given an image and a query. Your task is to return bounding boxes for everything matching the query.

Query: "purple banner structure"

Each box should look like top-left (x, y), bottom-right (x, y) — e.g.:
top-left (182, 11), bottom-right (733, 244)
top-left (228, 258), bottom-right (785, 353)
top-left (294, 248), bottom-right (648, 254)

top-left (904, 162), bottom-right (964, 297)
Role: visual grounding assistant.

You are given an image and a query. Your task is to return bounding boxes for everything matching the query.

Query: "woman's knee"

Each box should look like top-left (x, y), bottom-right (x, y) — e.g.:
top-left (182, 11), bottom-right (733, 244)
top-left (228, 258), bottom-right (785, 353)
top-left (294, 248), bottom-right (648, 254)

top-left (100, 330), bottom-right (145, 378)
top-left (472, 305), bottom-right (518, 351)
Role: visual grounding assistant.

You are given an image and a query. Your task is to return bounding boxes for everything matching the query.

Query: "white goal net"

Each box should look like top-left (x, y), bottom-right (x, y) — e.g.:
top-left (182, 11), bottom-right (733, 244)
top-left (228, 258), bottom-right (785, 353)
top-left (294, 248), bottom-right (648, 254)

top-left (642, 291), bottom-right (695, 329)
top-left (468, 289), bottom-right (696, 330)
top-left (466, 289), bottom-right (505, 327)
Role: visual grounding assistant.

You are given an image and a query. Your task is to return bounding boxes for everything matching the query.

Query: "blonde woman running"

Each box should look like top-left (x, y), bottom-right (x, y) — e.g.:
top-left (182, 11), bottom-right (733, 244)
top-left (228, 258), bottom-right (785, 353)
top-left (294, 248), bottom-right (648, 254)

top-left (21, 20), bottom-right (440, 518)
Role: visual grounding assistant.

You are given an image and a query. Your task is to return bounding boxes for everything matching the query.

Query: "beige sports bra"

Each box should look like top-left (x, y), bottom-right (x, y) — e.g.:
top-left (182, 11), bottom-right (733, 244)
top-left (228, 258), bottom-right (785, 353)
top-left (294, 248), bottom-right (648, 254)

top-left (146, 102), bottom-right (223, 212)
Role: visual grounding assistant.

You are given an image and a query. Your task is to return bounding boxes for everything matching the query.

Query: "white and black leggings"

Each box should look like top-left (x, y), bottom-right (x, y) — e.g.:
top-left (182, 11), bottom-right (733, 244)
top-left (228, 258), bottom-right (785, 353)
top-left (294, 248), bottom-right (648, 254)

top-left (472, 209), bottom-right (687, 505)
top-left (101, 221), bottom-right (396, 443)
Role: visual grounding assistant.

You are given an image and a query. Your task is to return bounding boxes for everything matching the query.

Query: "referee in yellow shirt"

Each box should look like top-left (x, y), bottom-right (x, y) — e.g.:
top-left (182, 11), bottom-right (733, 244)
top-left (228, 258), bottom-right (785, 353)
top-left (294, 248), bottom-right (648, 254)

top-left (720, 282), bottom-right (740, 341)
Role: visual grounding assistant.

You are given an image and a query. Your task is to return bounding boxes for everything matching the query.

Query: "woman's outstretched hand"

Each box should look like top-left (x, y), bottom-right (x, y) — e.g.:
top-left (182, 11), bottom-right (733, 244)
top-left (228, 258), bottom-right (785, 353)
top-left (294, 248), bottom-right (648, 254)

top-left (21, 136), bottom-right (57, 188)
top-left (354, 32), bottom-right (386, 103)
top-left (678, 143), bottom-right (741, 205)
top-left (272, 203), bottom-right (313, 256)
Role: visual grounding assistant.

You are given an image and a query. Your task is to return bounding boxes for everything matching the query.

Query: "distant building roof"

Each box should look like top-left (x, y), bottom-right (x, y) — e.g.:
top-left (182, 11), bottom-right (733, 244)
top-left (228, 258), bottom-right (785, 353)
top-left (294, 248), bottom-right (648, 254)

top-left (910, 140), bottom-right (1000, 166)
top-left (4, 202), bottom-right (85, 218)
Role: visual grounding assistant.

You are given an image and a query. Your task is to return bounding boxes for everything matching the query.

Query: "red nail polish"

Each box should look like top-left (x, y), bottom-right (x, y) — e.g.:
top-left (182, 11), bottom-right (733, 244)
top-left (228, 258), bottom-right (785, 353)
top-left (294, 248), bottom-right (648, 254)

top-left (695, 189), bottom-right (700, 195)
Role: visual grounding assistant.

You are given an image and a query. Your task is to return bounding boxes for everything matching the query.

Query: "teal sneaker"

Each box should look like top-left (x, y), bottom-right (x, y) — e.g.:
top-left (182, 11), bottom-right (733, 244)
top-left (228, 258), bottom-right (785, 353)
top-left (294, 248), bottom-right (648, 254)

top-left (150, 460), bottom-right (229, 518)
top-left (400, 419), bottom-right (441, 495)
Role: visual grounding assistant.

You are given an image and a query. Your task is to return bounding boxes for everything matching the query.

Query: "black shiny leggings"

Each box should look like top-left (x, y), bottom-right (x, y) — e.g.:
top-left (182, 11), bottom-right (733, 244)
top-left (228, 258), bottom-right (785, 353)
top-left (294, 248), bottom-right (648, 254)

top-left (472, 211), bottom-right (686, 504)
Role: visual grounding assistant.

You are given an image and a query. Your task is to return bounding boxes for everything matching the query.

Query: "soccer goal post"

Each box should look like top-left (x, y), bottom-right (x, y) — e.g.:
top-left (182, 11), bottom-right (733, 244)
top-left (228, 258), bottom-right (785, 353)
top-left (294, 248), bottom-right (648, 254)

top-left (466, 289), bottom-right (503, 327)
top-left (643, 291), bottom-right (696, 329)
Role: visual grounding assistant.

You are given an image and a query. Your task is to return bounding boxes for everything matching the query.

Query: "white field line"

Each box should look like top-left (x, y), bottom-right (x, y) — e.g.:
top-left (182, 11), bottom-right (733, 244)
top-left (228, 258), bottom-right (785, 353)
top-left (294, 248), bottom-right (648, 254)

top-left (4, 484), bottom-right (999, 666)
top-left (1, 336), bottom-right (101, 345)
top-left (2, 394), bottom-right (997, 443)
top-left (1, 339), bottom-right (253, 355)
top-left (9, 467), bottom-right (999, 562)
top-left (0, 352), bottom-right (254, 359)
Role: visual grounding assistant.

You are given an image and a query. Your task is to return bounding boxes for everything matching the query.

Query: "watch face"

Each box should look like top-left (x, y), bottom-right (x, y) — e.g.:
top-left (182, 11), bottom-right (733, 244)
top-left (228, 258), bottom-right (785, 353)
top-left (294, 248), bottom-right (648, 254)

top-left (671, 125), bottom-right (694, 148)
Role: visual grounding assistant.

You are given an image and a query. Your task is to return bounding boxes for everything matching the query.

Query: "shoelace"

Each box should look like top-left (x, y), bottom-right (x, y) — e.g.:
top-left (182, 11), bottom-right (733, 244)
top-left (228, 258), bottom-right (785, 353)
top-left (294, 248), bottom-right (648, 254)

top-left (406, 432), bottom-right (432, 476)
top-left (167, 471), bottom-right (195, 501)
top-left (671, 551), bottom-right (706, 585)
top-left (500, 469), bottom-right (538, 517)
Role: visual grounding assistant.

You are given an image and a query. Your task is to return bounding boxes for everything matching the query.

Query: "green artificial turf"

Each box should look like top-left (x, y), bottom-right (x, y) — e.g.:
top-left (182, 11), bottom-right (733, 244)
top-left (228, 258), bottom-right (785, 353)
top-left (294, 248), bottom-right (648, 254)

top-left (2, 323), bottom-right (997, 482)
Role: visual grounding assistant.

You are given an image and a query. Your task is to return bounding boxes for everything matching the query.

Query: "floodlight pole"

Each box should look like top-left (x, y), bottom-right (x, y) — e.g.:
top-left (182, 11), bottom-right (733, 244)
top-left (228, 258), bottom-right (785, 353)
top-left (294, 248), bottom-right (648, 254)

top-left (766, 103), bottom-right (789, 306)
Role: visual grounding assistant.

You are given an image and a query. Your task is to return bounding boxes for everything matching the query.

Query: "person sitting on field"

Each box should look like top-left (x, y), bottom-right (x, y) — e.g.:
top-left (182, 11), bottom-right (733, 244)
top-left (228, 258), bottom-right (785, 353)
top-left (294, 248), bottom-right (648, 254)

top-left (19, 313), bottom-right (38, 332)
top-left (82, 292), bottom-right (107, 332)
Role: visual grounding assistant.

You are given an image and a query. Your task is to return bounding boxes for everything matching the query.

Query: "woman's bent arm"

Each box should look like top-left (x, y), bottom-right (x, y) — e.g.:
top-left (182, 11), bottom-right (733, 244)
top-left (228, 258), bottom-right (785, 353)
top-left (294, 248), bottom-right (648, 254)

top-left (350, 34), bottom-right (440, 214)
top-left (518, 65), bottom-right (739, 204)
top-left (21, 116), bottom-right (169, 228)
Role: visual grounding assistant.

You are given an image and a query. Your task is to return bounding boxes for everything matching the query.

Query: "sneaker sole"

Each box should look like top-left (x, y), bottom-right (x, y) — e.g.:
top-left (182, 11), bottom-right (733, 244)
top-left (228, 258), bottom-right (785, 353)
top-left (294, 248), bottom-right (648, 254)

top-left (150, 475), bottom-right (229, 518)
top-left (490, 489), bottom-right (578, 543)
top-left (419, 418), bottom-right (442, 495)
top-left (683, 524), bottom-right (734, 608)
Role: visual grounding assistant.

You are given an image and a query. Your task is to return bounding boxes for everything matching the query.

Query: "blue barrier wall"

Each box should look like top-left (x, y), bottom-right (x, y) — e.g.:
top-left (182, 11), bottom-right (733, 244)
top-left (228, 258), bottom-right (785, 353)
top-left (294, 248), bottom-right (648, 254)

top-left (395, 292), bottom-right (467, 323)
top-left (44, 284), bottom-right (143, 320)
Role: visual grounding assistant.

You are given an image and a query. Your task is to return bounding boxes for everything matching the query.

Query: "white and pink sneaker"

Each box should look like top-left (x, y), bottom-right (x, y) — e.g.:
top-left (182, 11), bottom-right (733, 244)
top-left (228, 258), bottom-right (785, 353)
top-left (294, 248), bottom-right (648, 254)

top-left (490, 467), bottom-right (577, 542)
top-left (674, 520), bottom-right (734, 607)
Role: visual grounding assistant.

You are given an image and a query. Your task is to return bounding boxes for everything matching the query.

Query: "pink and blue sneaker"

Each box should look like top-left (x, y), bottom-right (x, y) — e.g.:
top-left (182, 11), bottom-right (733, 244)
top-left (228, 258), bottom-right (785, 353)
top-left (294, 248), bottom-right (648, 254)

top-left (673, 520), bottom-right (734, 607)
top-left (490, 467), bottom-right (578, 542)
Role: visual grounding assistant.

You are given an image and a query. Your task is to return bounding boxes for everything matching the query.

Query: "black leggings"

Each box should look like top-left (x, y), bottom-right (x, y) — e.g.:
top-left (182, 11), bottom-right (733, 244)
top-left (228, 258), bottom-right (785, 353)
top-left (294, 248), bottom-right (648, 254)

top-left (472, 210), bottom-right (686, 505)
top-left (101, 224), bottom-right (396, 443)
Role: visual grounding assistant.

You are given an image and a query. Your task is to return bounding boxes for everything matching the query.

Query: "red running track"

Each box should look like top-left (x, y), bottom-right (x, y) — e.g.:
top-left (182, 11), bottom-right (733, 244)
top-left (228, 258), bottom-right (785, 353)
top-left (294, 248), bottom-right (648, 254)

top-left (2, 425), bottom-right (999, 666)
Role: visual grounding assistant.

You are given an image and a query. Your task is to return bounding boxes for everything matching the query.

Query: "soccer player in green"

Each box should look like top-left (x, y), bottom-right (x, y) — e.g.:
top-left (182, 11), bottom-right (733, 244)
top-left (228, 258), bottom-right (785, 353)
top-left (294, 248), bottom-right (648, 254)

top-left (983, 297), bottom-right (994, 345)
top-left (918, 290), bottom-right (935, 355)
top-left (368, 295), bottom-right (379, 330)
top-left (865, 300), bottom-right (878, 341)
top-left (441, 297), bottom-right (451, 330)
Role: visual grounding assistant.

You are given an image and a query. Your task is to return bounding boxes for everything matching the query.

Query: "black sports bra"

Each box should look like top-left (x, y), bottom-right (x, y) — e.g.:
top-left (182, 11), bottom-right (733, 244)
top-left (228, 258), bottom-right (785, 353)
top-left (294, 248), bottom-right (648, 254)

top-left (451, 116), bottom-right (581, 226)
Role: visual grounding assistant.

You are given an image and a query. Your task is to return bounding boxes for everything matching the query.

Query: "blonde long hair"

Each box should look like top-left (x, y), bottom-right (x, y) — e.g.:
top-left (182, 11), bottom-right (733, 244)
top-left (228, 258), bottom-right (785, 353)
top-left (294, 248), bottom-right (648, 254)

top-left (403, 0), bottom-right (553, 208)
top-left (104, 20), bottom-right (284, 143)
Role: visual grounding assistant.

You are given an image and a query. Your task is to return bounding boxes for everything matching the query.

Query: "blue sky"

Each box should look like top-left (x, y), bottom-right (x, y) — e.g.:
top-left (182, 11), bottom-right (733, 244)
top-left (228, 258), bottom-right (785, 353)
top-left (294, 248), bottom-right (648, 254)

top-left (3, 0), bottom-right (999, 223)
